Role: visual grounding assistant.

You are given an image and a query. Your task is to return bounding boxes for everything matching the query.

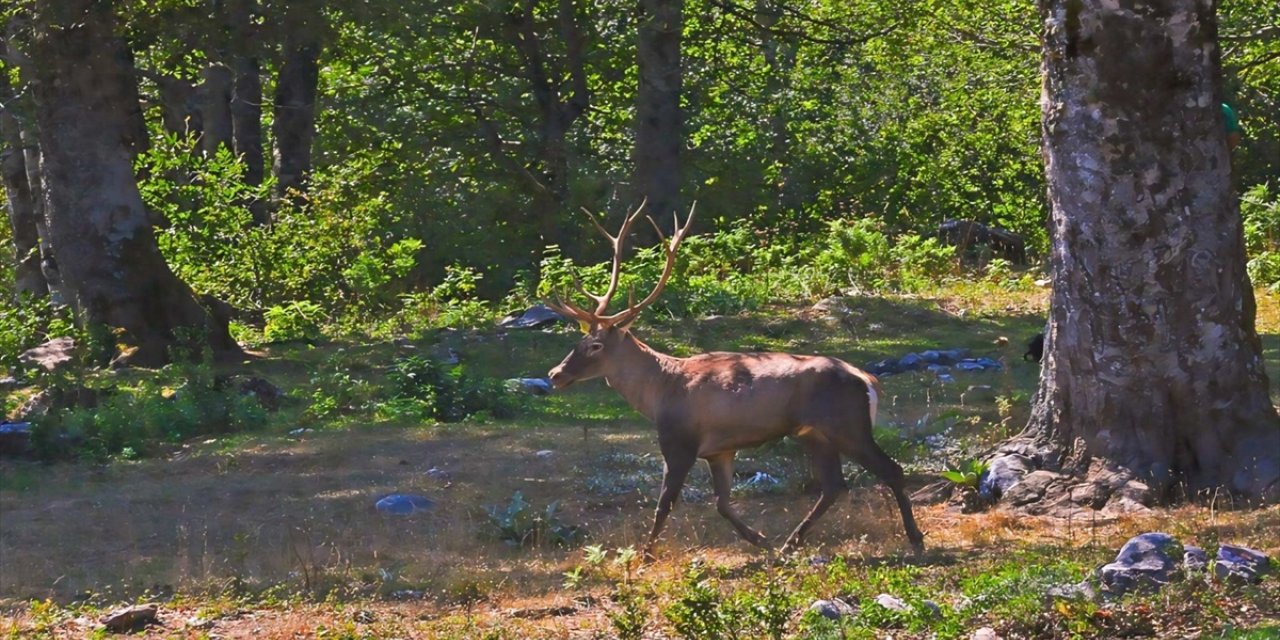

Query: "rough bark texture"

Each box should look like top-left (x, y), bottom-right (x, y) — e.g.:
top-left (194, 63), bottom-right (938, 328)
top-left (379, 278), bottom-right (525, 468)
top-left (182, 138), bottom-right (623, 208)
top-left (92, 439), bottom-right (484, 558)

top-left (272, 0), bottom-right (323, 202)
top-left (0, 48), bottom-right (47, 296)
top-left (1011, 0), bottom-right (1280, 507)
top-left (227, 0), bottom-right (267, 224)
top-left (635, 0), bottom-right (683, 232)
top-left (30, 0), bottom-right (241, 366)
top-left (199, 63), bottom-right (234, 156)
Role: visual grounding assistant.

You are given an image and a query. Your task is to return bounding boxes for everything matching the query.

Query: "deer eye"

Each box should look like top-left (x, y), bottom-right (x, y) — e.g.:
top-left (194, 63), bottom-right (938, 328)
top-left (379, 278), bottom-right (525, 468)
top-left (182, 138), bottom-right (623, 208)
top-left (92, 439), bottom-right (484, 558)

top-left (587, 342), bottom-right (604, 354)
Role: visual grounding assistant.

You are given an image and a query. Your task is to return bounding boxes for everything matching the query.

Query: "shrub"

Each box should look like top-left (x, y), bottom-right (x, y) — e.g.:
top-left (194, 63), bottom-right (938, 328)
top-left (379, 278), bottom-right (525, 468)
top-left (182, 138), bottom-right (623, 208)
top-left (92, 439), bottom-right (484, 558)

top-left (263, 301), bottom-right (326, 343)
top-left (385, 355), bottom-right (522, 423)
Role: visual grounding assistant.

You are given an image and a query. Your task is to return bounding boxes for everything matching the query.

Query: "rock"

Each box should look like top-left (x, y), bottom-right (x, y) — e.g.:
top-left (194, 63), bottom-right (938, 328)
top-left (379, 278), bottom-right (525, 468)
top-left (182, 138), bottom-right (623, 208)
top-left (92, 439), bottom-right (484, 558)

top-left (912, 480), bottom-right (955, 505)
top-left (375, 494), bottom-right (435, 516)
top-left (288, 428), bottom-right (313, 437)
top-left (1214, 544), bottom-right (1270, 584)
top-left (219, 376), bottom-right (285, 411)
top-left (899, 353), bottom-right (925, 370)
top-left (19, 337), bottom-right (76, 372)
top-left (1183, 545), bottom-right (1209, 572)
top-left (1002, 470), bottom-right (1066, 507)
top-left (1044, 580), bottom-right (1097, 603)
top-left (809, 598), bottom-right (856, 621)
top-left (937, 373), bottom-right (956, 384)
top-left (978, 453), bottom-right (1034, 500)
top-left (961, 385), bottom-right (997, 405)
top-left (100, 603), bottom-right (159, 633)
top-left (0, 422), bottom-right (33, 456)
top-left (509, 377), bottom-right (552, 395)
top-left (873, 593), bottom-right (909, 613)
top-left (0, 376), bottom-right (20, 391)
top-left (971, 628), bottom-right (1002, 640)
top-left (424, 467), bottom-right (452, 481)
top-left (919, 599), bottom-right (942, 617)
top-left (1098, 532), bottom-right (1182, 595)
top-left (535, 449), bottom-right (555, 460)
top-left (390, 589), bottom-right (424, 600)
top-left (498, 305), bottom-right (567, 330)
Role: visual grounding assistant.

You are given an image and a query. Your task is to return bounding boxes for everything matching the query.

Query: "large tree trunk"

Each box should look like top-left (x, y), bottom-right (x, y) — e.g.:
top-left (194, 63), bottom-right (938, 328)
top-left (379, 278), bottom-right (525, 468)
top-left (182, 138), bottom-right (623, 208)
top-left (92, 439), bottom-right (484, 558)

top-left (199, 63), bottom-right (234, 156)
top-left (272, 0), bottom-right (323, 203)
top-left (30, 0), bottom-right (240, 366)
top-left (1004, 0), bottom-right (1280, 509)
top-left (635, 0), bottom-right (683, 231)
top-left (0, 44), bottom-right (48, 297)
top-left (227, 0), bottom-right (267, 224)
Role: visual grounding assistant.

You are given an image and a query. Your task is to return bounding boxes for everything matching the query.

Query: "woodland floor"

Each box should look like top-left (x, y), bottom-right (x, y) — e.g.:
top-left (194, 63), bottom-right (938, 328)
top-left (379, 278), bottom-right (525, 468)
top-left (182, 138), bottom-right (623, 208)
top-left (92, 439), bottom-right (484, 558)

top-left (2, 285), bottom-right (1278, 638)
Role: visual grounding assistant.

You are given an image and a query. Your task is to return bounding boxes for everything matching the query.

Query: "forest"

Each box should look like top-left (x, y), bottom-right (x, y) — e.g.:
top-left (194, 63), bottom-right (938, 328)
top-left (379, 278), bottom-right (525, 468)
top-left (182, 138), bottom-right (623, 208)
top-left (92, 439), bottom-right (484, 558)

top-left (1, 0), bottom-right (1279, 638)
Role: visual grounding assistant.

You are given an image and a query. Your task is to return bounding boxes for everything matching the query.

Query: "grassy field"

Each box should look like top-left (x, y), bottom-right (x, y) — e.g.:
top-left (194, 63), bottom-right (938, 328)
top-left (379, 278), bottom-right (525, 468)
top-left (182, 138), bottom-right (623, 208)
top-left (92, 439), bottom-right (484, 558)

top-left (2, 284), bottom-right (1278, 638)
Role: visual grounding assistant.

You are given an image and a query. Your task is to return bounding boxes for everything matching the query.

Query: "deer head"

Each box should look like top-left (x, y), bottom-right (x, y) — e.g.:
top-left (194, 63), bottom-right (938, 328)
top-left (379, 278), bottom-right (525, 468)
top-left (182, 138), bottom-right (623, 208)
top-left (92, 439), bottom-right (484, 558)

top-left (545, 201), bottom-right (695, 390)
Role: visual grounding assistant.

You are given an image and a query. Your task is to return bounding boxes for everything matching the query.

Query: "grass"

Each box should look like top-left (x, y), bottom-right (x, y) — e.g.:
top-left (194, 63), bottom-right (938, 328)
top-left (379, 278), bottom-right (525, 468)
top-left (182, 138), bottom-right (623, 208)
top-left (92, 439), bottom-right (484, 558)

top-left (2, 282), bottom-right (1279, 638)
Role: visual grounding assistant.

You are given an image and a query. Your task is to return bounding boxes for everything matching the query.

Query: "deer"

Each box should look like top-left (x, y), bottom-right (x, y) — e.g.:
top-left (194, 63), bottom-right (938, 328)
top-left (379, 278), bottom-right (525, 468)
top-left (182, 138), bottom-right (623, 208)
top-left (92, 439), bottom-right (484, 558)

top-left (545, 202), bottom-right (926, 559)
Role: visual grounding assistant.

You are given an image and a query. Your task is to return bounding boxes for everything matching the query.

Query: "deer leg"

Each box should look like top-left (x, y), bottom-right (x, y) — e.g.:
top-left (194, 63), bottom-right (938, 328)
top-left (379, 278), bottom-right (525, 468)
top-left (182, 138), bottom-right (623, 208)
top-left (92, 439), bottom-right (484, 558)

top-left (644, 450), bottom-right (695, 559)
top-left (707, 453), bottom-right (770, 548)
top-left (849, 441), bottom-right (926, 556)
top-left (781, 445), bottom-right (848, 553)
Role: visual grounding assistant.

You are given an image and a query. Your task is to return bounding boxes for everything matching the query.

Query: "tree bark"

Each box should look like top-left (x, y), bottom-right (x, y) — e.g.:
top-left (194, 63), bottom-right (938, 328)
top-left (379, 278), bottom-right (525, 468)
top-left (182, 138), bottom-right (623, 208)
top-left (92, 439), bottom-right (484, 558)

top-left (0, 39), bottom-right (47, 297)
top-left (1009, 0), bottom-right (1280, 507)
top-left (227, 0), bottom-right (267, 224)
top-left (635, 0), bottom-right (683, 232)
top-left (29, 0), bottom-right (241, 366)
top-left (272, 0), bottom-right (323, 203)
top-left (199, 62), bottom-right (234, 156)
top-left (0, 98), bottom-right (47, 297)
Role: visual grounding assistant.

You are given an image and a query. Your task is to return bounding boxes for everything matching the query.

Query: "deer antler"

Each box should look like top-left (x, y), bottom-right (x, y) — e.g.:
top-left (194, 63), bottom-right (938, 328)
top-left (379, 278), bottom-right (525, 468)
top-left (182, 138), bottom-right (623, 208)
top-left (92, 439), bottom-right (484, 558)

top-left (542, 200), bottom-right (694, 330)
top-left (599, 202), bottom-right (696, 328)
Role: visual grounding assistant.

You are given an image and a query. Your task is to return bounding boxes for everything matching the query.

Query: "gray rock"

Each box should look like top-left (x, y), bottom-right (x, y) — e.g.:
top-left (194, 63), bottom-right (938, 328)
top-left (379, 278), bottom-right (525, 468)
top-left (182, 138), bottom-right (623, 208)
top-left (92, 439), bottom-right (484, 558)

top-left (101, 603), bottom-right (159, 633)
top-left (424, 467), bottom-right (452, 481)
top-left (1183, 545), bottom-right (1208, 572)
top-left (19, 336), bottom-right (76, 372)
top-left (1002, 470), bottom-right (1065, 507)
top-left (971, 628), bottom-right (1001, 640)
top-left (1099, 532), bottom-right (1182, 595)
top-left (510, 377), bottom-right (552, 395)
top-left (535, 449), bottom-right (555, 460)
top-left (1044, 580), bottom-right (1097, 602)
top-left (375, 494), bottom-right (435, 516)
top-left (1214, 544), bottom-right (1270, 584)
top-left (978, 453), bottom-right (1034, 500)
top-left (0, 422), bottom-right (33, 456)
top-left (873, 593), bottom-right (909, 613)
top-left (919, 599), bottom-right (942, 617)
top-left (498, 305), bottom-right (567, 329)
top-left (809, 598), bottom-right (856, 621)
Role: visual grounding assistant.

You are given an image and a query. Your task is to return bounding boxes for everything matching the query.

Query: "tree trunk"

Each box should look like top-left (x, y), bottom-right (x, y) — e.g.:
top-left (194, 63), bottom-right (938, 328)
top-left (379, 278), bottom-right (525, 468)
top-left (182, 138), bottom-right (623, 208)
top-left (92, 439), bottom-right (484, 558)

top-left (1007, 0), bottom-right (1280, 508)
top-left (635, 0), bottom-right (683, 231)
top-left (272, 0), bottom-right (323, 203)
top-left (30, 0), bottom-right (241, 366)
top-left (227, 0), bottom-right (267, 224)
top-left (199, 62), bottom-right (234, 156)
top-left (0, 43), bottom-right (48, 297)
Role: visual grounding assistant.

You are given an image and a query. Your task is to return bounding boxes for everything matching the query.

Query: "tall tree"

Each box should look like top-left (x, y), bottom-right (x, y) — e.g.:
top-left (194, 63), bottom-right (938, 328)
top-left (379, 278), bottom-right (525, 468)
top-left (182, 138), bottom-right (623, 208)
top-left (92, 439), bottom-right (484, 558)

top-left (227, 0), bottom-right (267, 224)
top-left (635, 0), bottom-right (683, 230)
top-left (0, 41), bottom-right (47, 297)
top-left (1001, 0), bottom-right (1280, 509)
top-left (27, 0), bottom-right (240, 365)
top-left (272, 0), bottom-right (324, 202)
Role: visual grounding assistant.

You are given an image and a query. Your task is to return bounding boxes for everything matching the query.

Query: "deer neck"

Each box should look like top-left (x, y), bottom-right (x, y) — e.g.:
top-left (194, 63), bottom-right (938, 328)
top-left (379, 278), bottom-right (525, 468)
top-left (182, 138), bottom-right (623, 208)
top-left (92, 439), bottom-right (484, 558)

top-left (603, 331), bottom-right (682, 422)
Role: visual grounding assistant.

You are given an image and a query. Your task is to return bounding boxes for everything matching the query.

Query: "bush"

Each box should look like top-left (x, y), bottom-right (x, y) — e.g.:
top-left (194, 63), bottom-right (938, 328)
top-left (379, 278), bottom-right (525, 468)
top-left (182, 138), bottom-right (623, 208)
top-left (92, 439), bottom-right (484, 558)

top-left (264, 301), bottom-right (326, 343)
top-left (385, 355), bottom-right (522, 423)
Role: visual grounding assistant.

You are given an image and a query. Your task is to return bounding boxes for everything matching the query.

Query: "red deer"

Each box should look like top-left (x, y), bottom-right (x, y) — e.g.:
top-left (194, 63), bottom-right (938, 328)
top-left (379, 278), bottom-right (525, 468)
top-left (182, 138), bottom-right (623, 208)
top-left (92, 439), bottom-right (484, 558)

top-left (545, 203), bottom-right (925, 558)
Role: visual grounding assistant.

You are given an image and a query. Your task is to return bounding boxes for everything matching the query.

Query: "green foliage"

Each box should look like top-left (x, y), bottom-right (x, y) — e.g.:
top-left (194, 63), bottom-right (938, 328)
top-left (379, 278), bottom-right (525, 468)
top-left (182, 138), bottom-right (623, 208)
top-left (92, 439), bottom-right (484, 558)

top-left (385, 355), bottom-right (522, 423)
top-left (482, 491), bottom-right (585, 548)
top-left (0, 296), bottom-right (79, 372)
top-left (32, 357), bottom-right (267, 461)
top-left (1244, 184), bottom-right (1280, 289)
top-left (664, 564), bottom-right (731, 640)
top-left (264, 301), bottom-right (326, 344)
top-left (941, 459), bottom-right (991, 490)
